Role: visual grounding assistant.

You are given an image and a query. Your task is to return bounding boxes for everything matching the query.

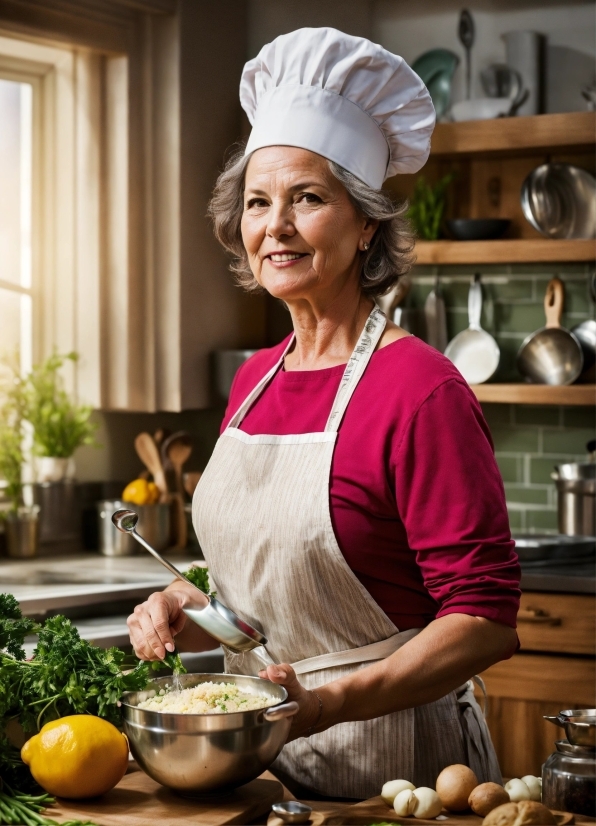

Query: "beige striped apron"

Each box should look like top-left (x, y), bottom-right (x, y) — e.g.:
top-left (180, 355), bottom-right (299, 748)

top-left (193, 306), bottom-right (501, 798)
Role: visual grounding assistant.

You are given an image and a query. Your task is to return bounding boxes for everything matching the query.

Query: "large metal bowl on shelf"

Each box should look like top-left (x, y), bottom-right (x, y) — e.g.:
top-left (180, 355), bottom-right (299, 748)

top-left (121, 673), bottom-right (295, 795)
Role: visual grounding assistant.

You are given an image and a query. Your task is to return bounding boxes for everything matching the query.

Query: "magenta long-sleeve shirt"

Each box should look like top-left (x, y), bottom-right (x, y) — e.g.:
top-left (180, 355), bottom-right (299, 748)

top-left (222, 334), bottom-right (521, 631)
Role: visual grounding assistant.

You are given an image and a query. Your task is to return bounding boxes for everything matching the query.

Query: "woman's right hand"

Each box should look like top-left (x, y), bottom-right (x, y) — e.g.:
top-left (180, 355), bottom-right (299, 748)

top-left (127, 589), bottom-right (191, 661)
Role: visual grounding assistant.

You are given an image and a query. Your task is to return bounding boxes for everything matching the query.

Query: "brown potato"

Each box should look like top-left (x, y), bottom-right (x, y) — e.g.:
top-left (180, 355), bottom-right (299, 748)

top-left (482, 800), bottom-right (556, 825)
top-left (436, 764), bottom-right (479, 811)
top-left (469, 782), bottom-right (510, 816)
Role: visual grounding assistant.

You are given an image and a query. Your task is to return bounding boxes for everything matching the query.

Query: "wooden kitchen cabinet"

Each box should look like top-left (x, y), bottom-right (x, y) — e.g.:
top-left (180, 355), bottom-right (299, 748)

top-left (516, 592), bottom-right (595, 656)
top-left (476, 591), bottom-right (596, 778)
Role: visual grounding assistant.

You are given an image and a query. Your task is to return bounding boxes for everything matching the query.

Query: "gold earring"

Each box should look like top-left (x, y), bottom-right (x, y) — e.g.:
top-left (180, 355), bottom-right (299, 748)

top-left (362, 241), bottom-right (370, 250)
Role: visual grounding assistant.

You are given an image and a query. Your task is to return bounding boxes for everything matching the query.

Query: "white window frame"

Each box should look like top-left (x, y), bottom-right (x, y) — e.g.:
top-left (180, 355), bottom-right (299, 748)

top-left (0, 34), bottom-right (78, 390)
top-left (0, 66), bottom-right (40, 376)
top-left (0, 32), bottom-right (127, 405)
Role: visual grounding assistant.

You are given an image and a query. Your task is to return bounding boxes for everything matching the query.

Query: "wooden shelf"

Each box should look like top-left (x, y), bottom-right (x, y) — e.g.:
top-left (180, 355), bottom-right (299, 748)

top-left (415, 238), bottom-right (595, 265)
top-left (430, 111), bottom-right (596, 156)
top-left (471, 383), bottom-right (596, 406)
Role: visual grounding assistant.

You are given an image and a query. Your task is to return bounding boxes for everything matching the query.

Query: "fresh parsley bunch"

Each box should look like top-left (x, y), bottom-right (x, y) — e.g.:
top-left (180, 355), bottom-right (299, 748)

top-left (0, 592), bottom-right (185, 797)
top-left (183, 565), bottom-right (216, 598)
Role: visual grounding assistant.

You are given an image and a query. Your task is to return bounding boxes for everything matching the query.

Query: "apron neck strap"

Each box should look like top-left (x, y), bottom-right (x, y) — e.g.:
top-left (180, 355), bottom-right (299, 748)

top-left (227, 305), bottom-right (387, 432)
top-left (227, 335), bottom-right (295, 430)
top-left (325, 305), bottom-right (386, 433)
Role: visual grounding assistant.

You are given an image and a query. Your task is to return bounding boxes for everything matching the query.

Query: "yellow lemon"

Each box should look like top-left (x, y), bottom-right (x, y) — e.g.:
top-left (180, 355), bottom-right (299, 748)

top-left (146, 481), bottom-right (159, 504)
top-left (21, 715), bottom-right (129, 799)
top-left (122, 478), bottom-right (152, 506)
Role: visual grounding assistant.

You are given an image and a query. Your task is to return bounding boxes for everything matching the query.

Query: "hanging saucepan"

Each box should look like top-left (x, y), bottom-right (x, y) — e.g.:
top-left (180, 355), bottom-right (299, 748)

top-left (444, 274), bottom-right (500, 384)
top-left (517, 277), bottom-right (583, 385)
top-left (571, 272), bottom-right (596, 382)
top-left (544, 709), bottom-right (596, 748)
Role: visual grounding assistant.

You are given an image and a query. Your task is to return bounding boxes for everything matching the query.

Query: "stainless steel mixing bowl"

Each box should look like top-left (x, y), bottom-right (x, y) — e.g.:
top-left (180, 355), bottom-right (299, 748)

top-left (121, 673), bottom-right (297, 794)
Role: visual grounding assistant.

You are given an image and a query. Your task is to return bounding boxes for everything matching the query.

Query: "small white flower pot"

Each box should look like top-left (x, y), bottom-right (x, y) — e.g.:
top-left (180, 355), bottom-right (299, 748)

top-left (37, 456), bottom-right (72, 483)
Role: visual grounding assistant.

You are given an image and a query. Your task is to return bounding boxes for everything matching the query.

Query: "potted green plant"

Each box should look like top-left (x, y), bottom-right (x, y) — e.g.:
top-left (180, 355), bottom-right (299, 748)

top-left (0, 368), bottom-right (40, 557)
top-left (407, 172), bottom-right (455, 241)
top-left (23, 352), bottom-right (98, 482)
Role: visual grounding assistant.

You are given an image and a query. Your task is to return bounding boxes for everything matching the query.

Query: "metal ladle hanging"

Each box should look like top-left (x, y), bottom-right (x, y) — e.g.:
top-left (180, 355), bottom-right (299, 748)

top-left (112, 509), bottom-right (268, 654)
top-left (458, 9), bottom-right (475, 100)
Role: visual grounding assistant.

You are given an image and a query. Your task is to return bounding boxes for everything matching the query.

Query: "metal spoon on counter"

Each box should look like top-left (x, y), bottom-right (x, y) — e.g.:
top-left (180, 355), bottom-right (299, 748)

top-left (111, 508), bottom-right (269, 654)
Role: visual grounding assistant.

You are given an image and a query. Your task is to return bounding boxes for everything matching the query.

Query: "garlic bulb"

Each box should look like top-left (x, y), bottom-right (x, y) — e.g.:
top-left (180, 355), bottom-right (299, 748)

top-left (505, 778), bottom-right (531, 802)
top-left (394, 788), bottom-right (416, 816)
top-left (521, 775), bottom-right (542, 802)
top-left (382, 779), bottom-right (416, 805)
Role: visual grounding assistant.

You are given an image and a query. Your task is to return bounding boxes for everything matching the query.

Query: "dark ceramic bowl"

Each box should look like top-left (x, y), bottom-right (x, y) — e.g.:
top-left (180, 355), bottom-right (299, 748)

top-left (446, 218), bottom-right (511, 241)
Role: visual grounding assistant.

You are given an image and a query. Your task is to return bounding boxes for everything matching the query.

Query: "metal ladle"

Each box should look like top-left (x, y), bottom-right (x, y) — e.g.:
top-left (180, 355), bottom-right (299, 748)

top-left (111, 509), bottom-right (268, 654)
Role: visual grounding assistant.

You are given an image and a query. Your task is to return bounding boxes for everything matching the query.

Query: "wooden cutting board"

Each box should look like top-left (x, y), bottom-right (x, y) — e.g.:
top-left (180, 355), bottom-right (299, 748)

top-left (49, 769), bottom-right (283, 826)
top-left (321, 795), bottom-right (576, 825)
top-left (268, 795), bottom-right (579, 826)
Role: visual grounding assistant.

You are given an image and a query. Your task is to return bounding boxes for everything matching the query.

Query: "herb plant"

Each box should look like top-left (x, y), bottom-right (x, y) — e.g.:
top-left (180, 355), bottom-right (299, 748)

top-left (0, 357), bottom-right (26, 511)
top-left (407, 173), bottom-right (455, 241)
top-left (21, 353), bottom-right (97, 459)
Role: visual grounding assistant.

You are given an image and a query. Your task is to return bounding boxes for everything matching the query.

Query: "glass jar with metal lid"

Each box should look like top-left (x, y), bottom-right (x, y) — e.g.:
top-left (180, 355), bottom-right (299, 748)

top-left (543, 739), bottom-right (595, 817)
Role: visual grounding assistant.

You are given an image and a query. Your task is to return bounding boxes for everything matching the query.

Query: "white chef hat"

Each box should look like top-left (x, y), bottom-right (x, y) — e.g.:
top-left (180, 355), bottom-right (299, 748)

top-left (240, 27), bottom-right (435, 190)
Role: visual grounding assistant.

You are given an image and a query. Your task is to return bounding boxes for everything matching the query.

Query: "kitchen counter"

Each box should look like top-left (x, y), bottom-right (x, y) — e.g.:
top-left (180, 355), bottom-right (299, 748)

top-left (0, 551), bottom-right (200, 615)
top-left (1, 551), bottom-right (225, 667)
top-left (521, 560), bottom-right (596, 594)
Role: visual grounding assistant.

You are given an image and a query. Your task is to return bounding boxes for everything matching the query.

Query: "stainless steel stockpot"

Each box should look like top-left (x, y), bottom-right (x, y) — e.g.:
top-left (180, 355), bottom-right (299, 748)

top-left (551, 463), bottom-right (596, 537)
top-left (121, 673), bottom-right (297, 794)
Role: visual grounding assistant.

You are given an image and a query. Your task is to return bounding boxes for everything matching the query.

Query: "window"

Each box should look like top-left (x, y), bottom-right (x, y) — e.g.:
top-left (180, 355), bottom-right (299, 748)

top-left (0, 77), bottom-right (33, 377)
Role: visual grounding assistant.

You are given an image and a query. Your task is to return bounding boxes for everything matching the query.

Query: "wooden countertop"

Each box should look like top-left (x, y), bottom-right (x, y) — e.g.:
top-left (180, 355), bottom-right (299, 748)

top-left (48, 765), bottom-right (595, 826)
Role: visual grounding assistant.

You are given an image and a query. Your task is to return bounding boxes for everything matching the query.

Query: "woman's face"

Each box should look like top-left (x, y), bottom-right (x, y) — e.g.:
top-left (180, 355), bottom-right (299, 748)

top-left (241, 146), bottom-right (377, 303)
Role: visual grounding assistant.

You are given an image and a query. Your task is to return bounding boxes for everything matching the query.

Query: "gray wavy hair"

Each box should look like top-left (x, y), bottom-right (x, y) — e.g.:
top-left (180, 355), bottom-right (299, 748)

top-left (208, 146), bottom-right (415, 298)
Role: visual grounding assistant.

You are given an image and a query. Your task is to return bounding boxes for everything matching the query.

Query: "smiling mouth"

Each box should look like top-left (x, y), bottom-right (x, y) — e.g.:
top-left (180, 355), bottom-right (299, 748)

top-left (267, 252), bottom-right (307, 262)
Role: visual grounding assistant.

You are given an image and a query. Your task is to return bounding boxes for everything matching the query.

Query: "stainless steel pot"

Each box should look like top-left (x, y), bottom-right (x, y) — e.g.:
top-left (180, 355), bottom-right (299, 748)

top-left (121, 673), bottom-right (297, 794)
top-left (551, 464), bottom-right (596, 537)
top-left (544, 709), bottom-right (596, 748)
top-left (97, 499), bottom-right (171, 556)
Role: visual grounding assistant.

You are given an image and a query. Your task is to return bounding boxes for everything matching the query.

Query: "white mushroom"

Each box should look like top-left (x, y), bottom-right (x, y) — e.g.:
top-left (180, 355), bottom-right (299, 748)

top-left (521, 775), bottom-right (542, 802)
top-left (382, 779), bottom-right (416, 806)
top-left (505, 778), bottom-right (531, 802)
top-left (410, 787), bottom-right (443, 819)
top-left (394, 788), bottom-right (416, 816)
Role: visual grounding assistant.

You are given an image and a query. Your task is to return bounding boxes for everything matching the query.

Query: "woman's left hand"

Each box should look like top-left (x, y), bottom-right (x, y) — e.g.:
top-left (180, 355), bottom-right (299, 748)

top-left (259, 664), bottom-right (323, 742)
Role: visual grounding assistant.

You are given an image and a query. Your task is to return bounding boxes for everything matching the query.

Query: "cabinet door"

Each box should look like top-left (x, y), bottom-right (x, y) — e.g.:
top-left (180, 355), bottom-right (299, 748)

top-left (517, 592), bottom-right (595, 655)
top-left (476, 653), bottom-right (596, 778)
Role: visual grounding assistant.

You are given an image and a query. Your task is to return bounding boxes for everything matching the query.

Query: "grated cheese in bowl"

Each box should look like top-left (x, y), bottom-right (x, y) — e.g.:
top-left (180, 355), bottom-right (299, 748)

top-left (136, 680), bottom-right (274, 714)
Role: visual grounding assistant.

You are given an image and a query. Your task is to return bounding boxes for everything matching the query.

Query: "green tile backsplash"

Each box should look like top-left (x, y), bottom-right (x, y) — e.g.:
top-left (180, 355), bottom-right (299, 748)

top-left (411, 262), bottom-right (596, 534)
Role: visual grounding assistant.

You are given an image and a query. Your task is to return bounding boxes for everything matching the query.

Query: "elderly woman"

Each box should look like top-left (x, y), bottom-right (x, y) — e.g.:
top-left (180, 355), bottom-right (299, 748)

top-left (128, 28), bottom-right (520, 799)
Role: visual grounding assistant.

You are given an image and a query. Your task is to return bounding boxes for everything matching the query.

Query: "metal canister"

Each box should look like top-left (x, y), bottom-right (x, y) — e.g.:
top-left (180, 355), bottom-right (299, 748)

top-left (5, 506), bottom-right (40, 558)
top-left (97, 499), bottom-right (170, 556)
top-left (543, 740), bottom-right (595, 817)
top-left (552, 463), bottom-right (596, 537)
top-left (213, 350), bottom-right (258, 401)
